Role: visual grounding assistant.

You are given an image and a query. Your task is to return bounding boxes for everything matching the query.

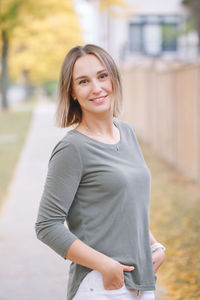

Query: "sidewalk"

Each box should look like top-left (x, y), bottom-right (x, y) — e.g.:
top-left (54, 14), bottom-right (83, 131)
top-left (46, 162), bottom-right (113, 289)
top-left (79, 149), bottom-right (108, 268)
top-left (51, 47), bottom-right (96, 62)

top-left (0, 101), bottom-right (70, 300)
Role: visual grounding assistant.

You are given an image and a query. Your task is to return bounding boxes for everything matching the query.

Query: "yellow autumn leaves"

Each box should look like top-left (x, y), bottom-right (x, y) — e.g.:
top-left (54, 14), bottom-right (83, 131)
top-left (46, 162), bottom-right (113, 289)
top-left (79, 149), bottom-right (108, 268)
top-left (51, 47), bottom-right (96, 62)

top-left (141, 141), bottom-right (200, 299)
top-left (1, 0), bottom-right (129, 85)
top-left (1, 0), bottom-right (82, 84)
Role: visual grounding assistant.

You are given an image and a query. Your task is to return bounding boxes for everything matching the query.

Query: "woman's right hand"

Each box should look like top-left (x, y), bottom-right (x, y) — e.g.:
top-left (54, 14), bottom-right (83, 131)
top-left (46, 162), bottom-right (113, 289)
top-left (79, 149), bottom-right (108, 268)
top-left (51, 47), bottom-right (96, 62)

top-left (100, 259), bottom-right (135, 290)
top-left (65, 240), bottom-right (134, 290)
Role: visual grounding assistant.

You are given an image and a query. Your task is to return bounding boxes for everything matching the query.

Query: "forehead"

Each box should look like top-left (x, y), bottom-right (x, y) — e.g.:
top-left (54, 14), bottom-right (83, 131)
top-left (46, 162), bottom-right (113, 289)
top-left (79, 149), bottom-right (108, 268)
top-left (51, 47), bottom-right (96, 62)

top-left (72, 54), bottom-right (106, 78)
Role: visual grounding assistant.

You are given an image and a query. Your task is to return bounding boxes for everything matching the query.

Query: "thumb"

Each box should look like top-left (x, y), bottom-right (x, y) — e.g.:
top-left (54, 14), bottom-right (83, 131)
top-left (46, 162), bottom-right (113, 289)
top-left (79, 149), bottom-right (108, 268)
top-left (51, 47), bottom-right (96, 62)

top-left (121, 264), bottom-right (135, 272)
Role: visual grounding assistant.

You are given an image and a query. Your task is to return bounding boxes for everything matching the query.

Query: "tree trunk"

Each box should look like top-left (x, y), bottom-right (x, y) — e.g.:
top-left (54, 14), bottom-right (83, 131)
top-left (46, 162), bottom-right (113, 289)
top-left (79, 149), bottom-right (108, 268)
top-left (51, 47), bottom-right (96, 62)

top-left (1, 29), bottom-right (9, 110)
top-left (23, 69), bottom-right (34, 100)
top-left (182, 0), bottom-right (200, 51)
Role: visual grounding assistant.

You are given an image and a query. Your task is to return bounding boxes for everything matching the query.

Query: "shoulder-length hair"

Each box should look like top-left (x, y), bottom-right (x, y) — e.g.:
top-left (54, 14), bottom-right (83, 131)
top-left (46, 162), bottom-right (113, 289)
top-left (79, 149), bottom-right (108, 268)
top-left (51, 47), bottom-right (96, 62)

top-left (56, 44), bottom-right (123, 127)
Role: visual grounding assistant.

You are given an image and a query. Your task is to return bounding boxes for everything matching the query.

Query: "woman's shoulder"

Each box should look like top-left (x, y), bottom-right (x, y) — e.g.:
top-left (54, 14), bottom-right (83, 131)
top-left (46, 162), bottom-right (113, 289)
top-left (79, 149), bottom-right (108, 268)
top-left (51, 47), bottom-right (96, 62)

top-left (115, 119), bottom-right (136, 134)
top-left (49, 128), bottom-right (83, 162)
top-left (62, 128), bottom-right (83, 146)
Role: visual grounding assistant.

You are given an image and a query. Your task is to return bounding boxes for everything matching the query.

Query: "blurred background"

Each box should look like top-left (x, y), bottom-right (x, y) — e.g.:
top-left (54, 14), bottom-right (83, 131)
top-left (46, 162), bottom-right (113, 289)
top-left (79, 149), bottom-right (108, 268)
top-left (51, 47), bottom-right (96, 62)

top-left (0, 0), bottom-right (200, 299)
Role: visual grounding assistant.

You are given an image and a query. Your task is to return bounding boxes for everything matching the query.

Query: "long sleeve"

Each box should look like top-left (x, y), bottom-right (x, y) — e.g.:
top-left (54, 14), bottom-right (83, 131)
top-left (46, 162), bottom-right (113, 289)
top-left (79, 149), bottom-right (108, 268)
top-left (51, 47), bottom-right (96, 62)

top-left (35, 120), bottom-right (156, 300)
top-left (35, 140), bottom-right (82, 259)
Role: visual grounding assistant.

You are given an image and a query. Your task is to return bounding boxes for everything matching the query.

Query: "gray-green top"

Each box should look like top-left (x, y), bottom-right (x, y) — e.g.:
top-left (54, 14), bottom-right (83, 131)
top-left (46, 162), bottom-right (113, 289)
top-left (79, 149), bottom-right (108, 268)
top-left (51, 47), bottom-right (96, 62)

top-left (35, 119), bottom-right (157, 300)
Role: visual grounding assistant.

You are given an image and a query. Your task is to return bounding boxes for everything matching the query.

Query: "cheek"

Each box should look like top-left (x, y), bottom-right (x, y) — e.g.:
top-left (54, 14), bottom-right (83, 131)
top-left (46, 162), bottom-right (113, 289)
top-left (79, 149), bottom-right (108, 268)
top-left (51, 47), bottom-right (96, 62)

top-left (106, 80), bottom-right (113, 93)
top-left (76, 87), bottom-right (91, 101)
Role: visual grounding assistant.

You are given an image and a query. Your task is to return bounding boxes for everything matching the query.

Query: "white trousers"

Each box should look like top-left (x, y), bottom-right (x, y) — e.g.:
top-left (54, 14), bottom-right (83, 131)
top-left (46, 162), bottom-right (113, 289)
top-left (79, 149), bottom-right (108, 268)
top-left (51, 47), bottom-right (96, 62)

top-left (73, 270), bottom-right (155, 300)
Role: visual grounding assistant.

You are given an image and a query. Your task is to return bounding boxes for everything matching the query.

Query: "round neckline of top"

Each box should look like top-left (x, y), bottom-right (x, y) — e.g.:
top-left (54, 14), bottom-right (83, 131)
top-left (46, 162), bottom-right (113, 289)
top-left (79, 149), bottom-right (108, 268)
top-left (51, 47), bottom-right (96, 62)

top-left (71, 119), bottom-right (122, 147)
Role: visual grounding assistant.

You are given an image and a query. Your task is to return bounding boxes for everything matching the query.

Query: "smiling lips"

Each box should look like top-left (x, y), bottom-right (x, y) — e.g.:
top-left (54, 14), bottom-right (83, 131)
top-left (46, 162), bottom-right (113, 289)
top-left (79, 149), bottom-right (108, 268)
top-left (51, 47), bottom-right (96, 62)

top-left (90, 95), bottom-right (107, 104)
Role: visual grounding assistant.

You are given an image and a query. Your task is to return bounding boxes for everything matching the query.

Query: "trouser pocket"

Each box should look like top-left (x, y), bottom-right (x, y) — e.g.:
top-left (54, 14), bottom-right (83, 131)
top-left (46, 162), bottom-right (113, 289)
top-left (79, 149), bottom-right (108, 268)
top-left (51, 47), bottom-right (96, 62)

top-left (73, 270), bottom-right (155, 300)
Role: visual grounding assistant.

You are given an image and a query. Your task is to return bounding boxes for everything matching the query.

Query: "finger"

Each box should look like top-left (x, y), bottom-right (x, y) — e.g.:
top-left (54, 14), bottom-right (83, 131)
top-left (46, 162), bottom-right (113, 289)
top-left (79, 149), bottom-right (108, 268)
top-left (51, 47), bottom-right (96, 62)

top-left (154, 262), bottom-right (159, 273)
top-left (152, 259), bottom-right (156, 264)
top-left (153, 264), bottom-right (157, 274)
top-left (121, 264), bottom-right (135, 272)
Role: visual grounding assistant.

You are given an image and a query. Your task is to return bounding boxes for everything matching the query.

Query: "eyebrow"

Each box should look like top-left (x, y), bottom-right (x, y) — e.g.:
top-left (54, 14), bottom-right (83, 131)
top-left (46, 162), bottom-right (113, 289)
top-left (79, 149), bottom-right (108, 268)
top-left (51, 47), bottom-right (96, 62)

top-left (74, 69), bottom-right (107, 81)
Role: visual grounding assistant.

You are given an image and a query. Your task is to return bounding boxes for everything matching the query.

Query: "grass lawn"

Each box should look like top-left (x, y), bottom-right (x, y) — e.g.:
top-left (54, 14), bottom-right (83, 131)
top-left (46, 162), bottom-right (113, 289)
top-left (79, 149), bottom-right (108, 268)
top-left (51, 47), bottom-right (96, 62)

top-left (140, 139), bottom-right (200, 300)
top-left (0, 100), bottom-right (36, 212)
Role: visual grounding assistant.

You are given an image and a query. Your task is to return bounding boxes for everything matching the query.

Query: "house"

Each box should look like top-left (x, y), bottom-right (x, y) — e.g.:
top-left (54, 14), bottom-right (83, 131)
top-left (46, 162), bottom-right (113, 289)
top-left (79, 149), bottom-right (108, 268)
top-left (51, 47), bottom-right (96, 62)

top-left (74, 0), bottom-right (198, 63)
top-left (126, 0), bottom-right (199, 62)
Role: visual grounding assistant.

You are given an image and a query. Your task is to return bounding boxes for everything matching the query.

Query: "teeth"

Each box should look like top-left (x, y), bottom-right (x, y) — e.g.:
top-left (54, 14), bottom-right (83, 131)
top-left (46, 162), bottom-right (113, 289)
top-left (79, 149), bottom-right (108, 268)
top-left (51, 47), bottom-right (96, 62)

top-left (93, 97), bottom-right (105, 102)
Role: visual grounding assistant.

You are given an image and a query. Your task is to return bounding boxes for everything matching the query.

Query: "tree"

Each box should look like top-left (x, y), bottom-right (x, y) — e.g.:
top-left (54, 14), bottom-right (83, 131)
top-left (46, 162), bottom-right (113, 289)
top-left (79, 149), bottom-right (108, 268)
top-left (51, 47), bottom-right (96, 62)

top-left (0, 0), bottom-right (81, 109)
top-left (10, 10), bottom-right (82, 84)
top-left (0, 0), bottom-right (28, 109)
top-left (89, 0), bottom-right (129, 52)
top-left (182, 0), bottom-right (200, 50)
top-left (98, 0), bottom-right (127, 10)
top-left (0, 0), bottom-right (128, 109)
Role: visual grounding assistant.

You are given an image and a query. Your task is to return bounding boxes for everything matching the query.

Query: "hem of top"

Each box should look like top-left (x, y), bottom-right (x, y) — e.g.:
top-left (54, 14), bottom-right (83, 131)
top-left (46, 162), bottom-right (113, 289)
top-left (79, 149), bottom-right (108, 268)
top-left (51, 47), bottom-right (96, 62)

top-left (126, 284), bottom-right (156, 291)
top-left (125, 280), bottom-right (156, 291)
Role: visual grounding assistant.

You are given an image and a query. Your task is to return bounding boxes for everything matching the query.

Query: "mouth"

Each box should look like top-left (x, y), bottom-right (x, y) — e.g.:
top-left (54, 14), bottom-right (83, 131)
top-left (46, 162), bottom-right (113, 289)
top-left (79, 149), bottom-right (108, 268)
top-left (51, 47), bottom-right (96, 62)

top-left (89, 95), bottom-right (107, 103)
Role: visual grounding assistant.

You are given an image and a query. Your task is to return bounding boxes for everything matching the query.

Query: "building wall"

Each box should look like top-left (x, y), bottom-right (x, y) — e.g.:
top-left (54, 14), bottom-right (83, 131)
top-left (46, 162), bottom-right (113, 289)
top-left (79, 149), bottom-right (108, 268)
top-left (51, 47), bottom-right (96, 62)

top-left (74, 0), bottom-right (197, 64)
top-left (128, 0), bottom-right (185, 15)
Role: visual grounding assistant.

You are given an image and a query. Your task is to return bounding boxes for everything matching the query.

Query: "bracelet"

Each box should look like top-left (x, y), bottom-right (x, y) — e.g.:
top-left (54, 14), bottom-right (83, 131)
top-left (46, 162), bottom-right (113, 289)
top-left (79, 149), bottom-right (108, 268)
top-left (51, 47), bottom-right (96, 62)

top-left (151, 242), bottom-right (166, 253)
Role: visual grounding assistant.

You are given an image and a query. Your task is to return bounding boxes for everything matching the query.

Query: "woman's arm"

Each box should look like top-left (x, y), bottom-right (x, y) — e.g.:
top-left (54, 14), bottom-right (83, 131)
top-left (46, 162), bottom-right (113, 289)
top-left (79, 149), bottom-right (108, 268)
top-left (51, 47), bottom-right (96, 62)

top-left (35, 141), bottom-right (134, 290)
top-left (149, 230), bottom-right (165, 273)
top-left (149, 230), bottom-right (158, 245)
top-left (35, 142), bottom-right (82, 258)
top-left (66, 239), bottom-right (135, 290)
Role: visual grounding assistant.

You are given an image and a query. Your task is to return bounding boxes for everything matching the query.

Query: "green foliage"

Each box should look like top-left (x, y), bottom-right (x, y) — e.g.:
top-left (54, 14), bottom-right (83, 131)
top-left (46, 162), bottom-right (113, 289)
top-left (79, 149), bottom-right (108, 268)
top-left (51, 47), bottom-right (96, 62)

top-left (162, 24), bottom-right (178, 42)
top-left (161, 24), bottom-right (178, 51)
top-left (0, 0), bottom-right (82, 85)
top-left (184, 18), bottom-right (196, 34)
top-left (182, 0), bottom-right (200, 49)
top-left (0, 0), bottom-right (32, 34)
top-left (182, 0), bottom-right (199, 6)
top-left (43, 81), bottom-right (57, 98)
top-left (0, 100), bottom-right (35, 210)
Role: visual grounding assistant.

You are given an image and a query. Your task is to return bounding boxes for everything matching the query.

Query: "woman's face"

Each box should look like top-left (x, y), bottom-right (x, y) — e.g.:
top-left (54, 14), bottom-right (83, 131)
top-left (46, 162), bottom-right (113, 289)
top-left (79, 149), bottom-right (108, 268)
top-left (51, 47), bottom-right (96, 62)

top-left (71, 54), bottom-right (114, 117)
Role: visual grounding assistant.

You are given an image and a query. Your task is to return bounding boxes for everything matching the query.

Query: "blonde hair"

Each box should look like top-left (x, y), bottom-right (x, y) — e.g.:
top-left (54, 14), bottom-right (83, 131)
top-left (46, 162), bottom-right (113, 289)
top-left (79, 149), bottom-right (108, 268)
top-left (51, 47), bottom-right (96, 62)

top-left (56, 44), bottom-right (123, 127)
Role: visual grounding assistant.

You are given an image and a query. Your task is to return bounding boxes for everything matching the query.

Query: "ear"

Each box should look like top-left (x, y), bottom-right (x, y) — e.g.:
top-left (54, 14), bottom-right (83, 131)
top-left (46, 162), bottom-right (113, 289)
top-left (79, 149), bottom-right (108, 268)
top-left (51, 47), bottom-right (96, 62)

top-left (72, 92), bottom-right (76, 100)
top-left (70, 85), bottom-right (76, 100)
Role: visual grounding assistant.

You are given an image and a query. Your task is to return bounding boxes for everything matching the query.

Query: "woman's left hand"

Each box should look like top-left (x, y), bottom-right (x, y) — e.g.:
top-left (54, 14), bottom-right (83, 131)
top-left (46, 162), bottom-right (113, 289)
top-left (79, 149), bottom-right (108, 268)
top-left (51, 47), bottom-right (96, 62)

top-left (152, 248), bottom-right (165, 273)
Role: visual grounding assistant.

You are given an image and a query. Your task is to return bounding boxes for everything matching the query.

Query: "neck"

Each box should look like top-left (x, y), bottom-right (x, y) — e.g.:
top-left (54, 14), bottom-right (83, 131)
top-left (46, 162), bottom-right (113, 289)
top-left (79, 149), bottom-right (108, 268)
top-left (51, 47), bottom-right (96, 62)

top-left (80, 112), bottom-right (115, 136)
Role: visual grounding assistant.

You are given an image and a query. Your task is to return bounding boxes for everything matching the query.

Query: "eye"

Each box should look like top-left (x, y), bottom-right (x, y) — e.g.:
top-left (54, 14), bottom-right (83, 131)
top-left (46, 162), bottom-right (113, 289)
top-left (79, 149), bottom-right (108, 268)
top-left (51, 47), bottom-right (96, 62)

top-left (79, 79), bottom-right (88, 85)
top-left (99, 73), bottom-right (108, 80)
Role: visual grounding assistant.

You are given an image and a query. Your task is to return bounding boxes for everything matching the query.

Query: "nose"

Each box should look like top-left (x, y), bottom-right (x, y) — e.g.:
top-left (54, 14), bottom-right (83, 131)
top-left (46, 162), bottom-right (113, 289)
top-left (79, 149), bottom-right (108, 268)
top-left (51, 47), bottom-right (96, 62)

top-left (91, 79), bottom-right (102, 94)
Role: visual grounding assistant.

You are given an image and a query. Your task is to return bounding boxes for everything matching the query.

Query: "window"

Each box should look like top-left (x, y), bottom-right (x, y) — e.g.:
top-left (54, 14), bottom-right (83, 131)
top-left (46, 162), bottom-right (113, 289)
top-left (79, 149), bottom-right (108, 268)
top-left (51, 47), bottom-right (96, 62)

top-left (129, 23), bottom-right (144, 52)
top-left (161, 23), bottom-right (178, 51)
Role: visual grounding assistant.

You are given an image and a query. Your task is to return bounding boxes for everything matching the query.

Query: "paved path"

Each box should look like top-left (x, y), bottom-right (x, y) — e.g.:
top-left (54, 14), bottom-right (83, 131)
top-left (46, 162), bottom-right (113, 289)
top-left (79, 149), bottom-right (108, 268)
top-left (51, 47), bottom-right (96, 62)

top-left (0, 101), bottom-right (70, 300)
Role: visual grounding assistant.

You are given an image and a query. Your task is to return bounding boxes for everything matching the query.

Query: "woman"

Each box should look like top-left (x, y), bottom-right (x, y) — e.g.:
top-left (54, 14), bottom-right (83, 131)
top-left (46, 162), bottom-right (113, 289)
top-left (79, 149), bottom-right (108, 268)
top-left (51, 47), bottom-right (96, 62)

top-left (35, 44), bottom-right (165, 300)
